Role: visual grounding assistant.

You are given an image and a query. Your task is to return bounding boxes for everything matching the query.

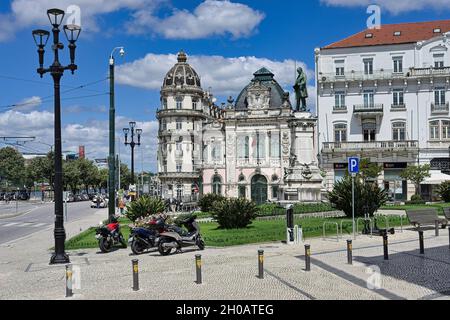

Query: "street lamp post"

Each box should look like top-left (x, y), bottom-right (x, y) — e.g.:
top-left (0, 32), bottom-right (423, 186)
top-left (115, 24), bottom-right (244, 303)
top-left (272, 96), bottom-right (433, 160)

top-left (32, 8), bottom-right (81, 265)
top-left (108, 47), bottom-right (125, 222)
top-left (123, 122), bottom-right (142, 200)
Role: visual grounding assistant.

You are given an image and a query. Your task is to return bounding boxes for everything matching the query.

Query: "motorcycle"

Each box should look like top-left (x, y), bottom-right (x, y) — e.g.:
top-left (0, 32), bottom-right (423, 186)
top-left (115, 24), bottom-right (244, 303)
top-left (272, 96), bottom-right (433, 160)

top-left (128, 216), bottom-right (167, 255)
top-left (158, 215), bottom-right (205, 256)
top-left (95, 218), bottom-right (127, 253)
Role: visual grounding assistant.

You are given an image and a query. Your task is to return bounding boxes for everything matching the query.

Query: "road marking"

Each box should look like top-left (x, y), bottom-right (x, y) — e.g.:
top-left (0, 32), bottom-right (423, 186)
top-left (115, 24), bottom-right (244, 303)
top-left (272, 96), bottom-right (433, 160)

top-left (16, 222), bottom-right (33, 227)
top-left (31, 223), bottom-right (47, 228)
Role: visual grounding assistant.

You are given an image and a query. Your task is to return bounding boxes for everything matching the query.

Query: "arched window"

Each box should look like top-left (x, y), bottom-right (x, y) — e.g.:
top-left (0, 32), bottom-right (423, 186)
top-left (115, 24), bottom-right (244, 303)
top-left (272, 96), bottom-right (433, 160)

top-left (392, 122), bottom-right (406, 141)
top-left (251, 175), bottom-right (268, 205)
top-left (334, 123), bottom-right (347, 142)
top-left (212, 175), bottom-right (222, 195)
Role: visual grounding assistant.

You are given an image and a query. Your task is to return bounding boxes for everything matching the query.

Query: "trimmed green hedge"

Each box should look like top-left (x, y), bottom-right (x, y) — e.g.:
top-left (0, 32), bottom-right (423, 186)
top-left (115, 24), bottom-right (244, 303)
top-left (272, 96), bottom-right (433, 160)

top-left (257, 202), bottom-right (335, 217)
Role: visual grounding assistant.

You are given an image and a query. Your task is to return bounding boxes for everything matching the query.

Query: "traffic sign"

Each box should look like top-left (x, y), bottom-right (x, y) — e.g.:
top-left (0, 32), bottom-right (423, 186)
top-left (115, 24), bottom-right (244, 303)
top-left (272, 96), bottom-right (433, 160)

top-left (348, 157), bottom-right (360, 174)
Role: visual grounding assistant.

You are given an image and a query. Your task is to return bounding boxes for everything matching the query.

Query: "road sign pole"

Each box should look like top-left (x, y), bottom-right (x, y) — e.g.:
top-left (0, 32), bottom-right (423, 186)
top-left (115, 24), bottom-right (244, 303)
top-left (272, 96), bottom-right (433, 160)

top-left (352, 173), bottom-right (355, 239)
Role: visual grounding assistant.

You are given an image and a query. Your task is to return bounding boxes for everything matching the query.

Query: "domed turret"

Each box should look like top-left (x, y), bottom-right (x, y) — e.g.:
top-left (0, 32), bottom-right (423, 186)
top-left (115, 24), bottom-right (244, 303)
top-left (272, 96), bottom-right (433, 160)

top-left (163, 51), bottom-right (201, 88)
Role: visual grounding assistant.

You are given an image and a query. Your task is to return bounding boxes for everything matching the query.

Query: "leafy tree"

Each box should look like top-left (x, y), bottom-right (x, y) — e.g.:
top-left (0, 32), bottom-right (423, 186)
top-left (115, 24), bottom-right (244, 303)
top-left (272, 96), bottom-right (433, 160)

top-left (63, 160), bottom-right (81, 192)
top-left (211, 198), bottom-right (258, 229)
top-left (327, 176), bottom-right (388, 218)
top-left (198, 193), bottom-right (226, 213)
top-left (0, 147), bottom-right (26, 187)
top-left (97, 168), bottom-right (108, 192)
top-left (26, 152), bottom-right (55, 190)
top-left (399, 164), bottom-right (431, 196)
top-left (119, 163), bottom-right (132, 189)
top-left (437, 181), bottom-right (450, 203)
top-left (359, 158), bottom-right (382, 182)
top-left (76, 158), bottom-right (98, 192)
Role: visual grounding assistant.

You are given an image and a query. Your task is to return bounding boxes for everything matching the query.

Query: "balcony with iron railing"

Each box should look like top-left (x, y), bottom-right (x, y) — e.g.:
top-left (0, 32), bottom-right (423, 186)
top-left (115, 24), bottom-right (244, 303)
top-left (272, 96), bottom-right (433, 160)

top-left (319, 69), bottom-right (405, 83)
top-left (409, 66), bottom-right (450, 78)
top-left (175, 150), bottom-right (184, 158)
top-left (431, 102), bottom-right (449, 114)
top-left (333, 105), bottom-right (347, 112)
top-left (353, 104), bottom-right (384, 116)
top-left (319, 66), bottom-right (450, 84)
top-left (322, 140), bottom-right (419, 152)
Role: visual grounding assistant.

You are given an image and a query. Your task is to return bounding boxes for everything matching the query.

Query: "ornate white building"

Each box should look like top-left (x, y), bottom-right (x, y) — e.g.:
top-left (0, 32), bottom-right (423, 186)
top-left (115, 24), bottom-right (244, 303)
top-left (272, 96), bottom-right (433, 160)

top-left (316, 20), bottom-right (450, 201)
top-left (157, 52), bottom-right (323, 204)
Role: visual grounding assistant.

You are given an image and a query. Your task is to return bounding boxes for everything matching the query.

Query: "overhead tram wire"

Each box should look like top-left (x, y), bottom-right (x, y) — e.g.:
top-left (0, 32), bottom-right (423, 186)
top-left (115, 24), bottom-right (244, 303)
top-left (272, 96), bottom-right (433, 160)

top-left (0, 77), bottom-right (109, 111)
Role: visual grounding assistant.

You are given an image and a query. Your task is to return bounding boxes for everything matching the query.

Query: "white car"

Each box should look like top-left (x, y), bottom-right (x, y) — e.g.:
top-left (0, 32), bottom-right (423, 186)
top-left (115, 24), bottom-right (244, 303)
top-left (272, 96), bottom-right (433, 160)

top-left (90, 196), bottom-right (108, 208)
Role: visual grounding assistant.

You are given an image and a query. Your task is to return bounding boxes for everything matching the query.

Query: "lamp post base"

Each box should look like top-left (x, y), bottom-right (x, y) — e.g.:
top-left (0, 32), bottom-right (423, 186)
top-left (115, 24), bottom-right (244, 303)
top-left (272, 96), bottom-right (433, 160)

top-left (50, 252), bottom-right (70, 265)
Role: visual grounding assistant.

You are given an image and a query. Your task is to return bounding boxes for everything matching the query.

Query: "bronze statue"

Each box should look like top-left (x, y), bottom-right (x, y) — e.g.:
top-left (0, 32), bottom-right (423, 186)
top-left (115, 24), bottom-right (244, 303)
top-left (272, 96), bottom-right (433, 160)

top-left (293, 67), bottom-right (308, 112)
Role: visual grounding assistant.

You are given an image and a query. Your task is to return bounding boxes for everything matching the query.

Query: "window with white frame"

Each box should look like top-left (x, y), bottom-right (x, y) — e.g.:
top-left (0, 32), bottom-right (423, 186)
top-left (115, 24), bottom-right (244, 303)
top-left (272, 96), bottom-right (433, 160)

top-left (393, 57), bottom-right (403, 73)
top-left (211, 142), bottom-right (221, 161)
top-left (392, 122), bottom-right (406, 141)
top-left (430, 121), bottom-right (440, 140)
top-left (176, 141), bottom-right (182, 151)
top-left (163, 98), bottom-right (168, 109)
top-left (176, 164), bottom-right (182, 173)
top-left (161, 119), bottom-right (167, 131)
top-left (363, 90), bottom-right (375, 107)
top-left (192, 100), bottom-right (198, 110)
top-left (335, 60), bottom-right (345, 76)
top-left (392, 89), bottom-right (404, 107)
top-left (334, 123), bottom-right (347, 142)
top-left (269, 132), bottom-right (280, 158)
top-left (176, 97), bottom-right (183, 109)
top-left (435, 87), bottom-right (446, 106)
top-left (334, 91), bottom-right (346, 109)
top-left (363, 58), bottom-right (374, 75)
top-left (434, 54), bottom-right (445, 69)
top-left (176, 119), bottom-right (182, 130)
top-left (443, 121), bottom-right (450, 140)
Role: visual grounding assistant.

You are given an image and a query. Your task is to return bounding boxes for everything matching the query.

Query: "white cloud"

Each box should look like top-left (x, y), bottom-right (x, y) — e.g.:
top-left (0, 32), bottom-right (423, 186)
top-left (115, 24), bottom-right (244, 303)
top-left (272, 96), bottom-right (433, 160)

top-left (13, 96), bottom-right (42, 112)
top-left (127, 0), bottom-right (265, 39)
top-left (320, 0), bottom-right (450, 14)
top-left (0, 110), bottom-right (159, 171)
top-left (1, 0), bottom-right (263, 41)
top-left (116, 53), bottom-right (313, 97)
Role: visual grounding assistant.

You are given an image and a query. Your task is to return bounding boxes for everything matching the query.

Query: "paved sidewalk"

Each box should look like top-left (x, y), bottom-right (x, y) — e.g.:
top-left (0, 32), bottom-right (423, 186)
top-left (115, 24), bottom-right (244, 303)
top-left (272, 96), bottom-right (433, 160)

top-left (1, 216), bottom-right (449, 300)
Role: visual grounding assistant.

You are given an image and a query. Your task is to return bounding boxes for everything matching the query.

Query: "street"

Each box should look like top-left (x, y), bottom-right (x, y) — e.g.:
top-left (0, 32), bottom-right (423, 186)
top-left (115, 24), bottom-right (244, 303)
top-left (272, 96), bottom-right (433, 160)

top-left (0, 201), bottom-right (103, 245)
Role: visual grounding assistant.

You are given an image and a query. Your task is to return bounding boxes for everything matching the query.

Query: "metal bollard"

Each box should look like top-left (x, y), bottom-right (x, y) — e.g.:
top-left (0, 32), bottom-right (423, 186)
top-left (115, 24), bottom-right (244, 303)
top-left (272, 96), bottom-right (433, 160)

top-left (435, 221), bottom-right (439, 237)
top-left (419, 231), bottom-right (425, 255)
top-left (448, 226), bottom-right (450, 250)
top-left (304, 244), bottom-right (311, 271)
top-left (383, 233), bottom-right (389, 260)
top-left (132, 259), bottom-right (139, 291)
top-left (258, 250), bottom-right (264, 279)
top-left (65, 264), bottom-right (73, 298)
top-left (347, 240), bottom-right (353, 265)
top-left (195, 255), bottom-right (202, 284)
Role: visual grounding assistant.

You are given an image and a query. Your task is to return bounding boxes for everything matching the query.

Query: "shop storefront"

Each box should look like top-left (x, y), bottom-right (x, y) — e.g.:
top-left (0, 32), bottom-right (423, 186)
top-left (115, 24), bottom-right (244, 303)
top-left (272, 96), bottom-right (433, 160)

top-left (383, 163), bottom-right (407, 201)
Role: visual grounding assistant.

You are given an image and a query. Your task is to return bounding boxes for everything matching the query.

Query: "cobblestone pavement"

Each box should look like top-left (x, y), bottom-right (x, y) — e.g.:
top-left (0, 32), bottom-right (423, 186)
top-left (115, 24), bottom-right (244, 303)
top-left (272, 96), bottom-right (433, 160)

top-left (0, 219), bottom-right (449, 300)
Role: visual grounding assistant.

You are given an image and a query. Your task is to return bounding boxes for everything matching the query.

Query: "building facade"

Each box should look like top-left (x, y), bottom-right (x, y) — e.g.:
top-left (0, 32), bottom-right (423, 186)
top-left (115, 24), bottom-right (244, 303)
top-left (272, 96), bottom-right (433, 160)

top-left (316, 20), bottom-right (450, 201)
top-left (157, 52), bottom-right (323, 204)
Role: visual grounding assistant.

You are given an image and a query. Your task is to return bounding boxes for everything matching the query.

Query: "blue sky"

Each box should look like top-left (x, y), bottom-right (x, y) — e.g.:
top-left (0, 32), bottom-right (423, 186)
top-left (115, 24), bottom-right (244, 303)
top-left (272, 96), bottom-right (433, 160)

top-left (0, 0), bottom-right (449, 172)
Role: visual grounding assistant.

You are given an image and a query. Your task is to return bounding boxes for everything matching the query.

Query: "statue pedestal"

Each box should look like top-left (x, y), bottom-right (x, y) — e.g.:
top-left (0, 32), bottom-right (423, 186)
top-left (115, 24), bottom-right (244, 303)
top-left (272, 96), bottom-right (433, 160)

top-left (293, 112), bottom-right (312, 119)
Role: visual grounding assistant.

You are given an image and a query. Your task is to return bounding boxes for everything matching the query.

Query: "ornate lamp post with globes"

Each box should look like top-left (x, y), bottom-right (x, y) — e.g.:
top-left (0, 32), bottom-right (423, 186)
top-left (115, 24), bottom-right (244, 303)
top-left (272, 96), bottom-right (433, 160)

top-left (123, 122), bottom-right (142, 200)
top-left (32, 8), bottom-right (81, 265)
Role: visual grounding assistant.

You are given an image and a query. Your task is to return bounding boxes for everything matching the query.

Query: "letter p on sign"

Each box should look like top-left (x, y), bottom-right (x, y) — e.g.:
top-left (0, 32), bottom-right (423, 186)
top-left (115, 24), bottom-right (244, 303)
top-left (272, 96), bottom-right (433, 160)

top-left (348, 157), bottom-right (360, 174)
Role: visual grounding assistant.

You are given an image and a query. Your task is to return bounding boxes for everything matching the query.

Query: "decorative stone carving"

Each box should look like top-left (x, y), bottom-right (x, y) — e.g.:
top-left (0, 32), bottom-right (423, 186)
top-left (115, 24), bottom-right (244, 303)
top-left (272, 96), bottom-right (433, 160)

top-left (246, 81), bottom-right (271, 110)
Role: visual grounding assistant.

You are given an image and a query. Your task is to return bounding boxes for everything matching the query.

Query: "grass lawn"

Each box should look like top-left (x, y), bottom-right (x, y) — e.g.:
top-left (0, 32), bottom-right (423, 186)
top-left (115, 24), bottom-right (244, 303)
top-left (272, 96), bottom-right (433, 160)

top-left (65, 216), bottom-right (406, 250)
top-left (381, 203), bottom-right (450, 215)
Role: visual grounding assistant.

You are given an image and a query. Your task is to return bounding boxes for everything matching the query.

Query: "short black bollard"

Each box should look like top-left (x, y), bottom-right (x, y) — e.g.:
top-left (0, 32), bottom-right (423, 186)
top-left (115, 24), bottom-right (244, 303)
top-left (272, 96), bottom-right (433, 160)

top-left (195, 255), bottom-right (202, 284)
top-left (435, 221), bottom-right (439, 237)
top-left (132, 259), bottom-right (139, 291)
top-left (258, 250), bottom-right (264, 279)
top-left (304, 244), bottom-right (311, 271)
top-left (65, 264), bottom-right (73, 298)
top-left (383, 233), bottom-right (389, 260)
top-left (448, 226), bottom-right (450, 250)
top-left (347, 240), bottom-right (353, 265)
top-left (419, 231), bottom-right (425, 254)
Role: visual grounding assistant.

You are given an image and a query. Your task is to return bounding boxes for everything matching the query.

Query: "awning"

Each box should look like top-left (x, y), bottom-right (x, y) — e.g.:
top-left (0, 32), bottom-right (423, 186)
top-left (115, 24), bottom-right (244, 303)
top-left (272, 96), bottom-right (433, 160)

top-left (421, 170), bottom-right (450, 185)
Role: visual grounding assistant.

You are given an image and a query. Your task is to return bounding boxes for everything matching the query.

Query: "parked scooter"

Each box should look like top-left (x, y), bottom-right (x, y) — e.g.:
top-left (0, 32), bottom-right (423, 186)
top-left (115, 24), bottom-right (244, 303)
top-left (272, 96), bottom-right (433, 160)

top-left (128, 215), bottom-right (167, 255)
top-left (158, 215), bottom-right (205, 256)
top-left (95, 217), bottom-right (127, 253)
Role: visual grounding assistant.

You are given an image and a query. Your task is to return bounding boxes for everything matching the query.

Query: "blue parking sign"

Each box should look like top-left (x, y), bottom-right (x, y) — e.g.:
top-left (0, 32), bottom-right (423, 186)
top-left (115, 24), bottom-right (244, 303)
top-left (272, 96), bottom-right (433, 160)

top-left (348, 157), bottom-right (360, 174)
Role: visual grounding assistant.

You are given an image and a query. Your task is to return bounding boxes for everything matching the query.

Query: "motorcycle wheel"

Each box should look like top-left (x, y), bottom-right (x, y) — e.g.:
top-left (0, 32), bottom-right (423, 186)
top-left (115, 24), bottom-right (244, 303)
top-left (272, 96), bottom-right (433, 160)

top-left (158, 238), bottom-right (174, 256)
top-left (197, 238), bottom-right (205, 251)
top-left (131, 240), bottom-right (145, 255)
top-left (99, 238), bottom-right (113, 253)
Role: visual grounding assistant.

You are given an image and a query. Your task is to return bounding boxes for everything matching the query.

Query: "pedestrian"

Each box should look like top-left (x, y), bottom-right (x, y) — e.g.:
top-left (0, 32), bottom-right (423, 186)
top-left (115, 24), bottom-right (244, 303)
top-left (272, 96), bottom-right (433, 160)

top-left (119, 198), bottom-right (125, 215)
